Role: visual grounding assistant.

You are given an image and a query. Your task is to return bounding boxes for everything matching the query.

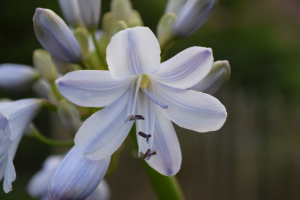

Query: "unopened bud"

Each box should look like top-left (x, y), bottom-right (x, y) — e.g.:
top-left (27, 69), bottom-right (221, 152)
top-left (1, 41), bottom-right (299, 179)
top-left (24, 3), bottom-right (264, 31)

top-left (97, 33), bottom-right (110, 58)
top-left (57, 99), bottom-right (81, 136)
top-left (77, 0), bottom-right (101, 31)
top-left (157, 13), bottom-right (177, 48)
top-left (58, 0), bottom-right (81, 27)
top-left (33, 49), bottom-right (57, 82)
top-left (51, 56), bottom-right (75, 75)
top-left (33, 8), bottom-right (83, 63)
top-left (126, 10), bottom-right (144, 27)
top-left (172, 0), bottom-right (217, 38)
top-left (110, 21), bottom-right (128, 38)
top-left (190, 60), bottom-right (231, 95)
top-left (111, 0), bottom-right (132, 20)
top-left (74, 27), bottom-right (89, 60)
top-left (102, 12), bottom-right (117, 33)
top-left (165, 0), bottom-right (188, 15)
top-left (0, 64), bottom-right (38, 91)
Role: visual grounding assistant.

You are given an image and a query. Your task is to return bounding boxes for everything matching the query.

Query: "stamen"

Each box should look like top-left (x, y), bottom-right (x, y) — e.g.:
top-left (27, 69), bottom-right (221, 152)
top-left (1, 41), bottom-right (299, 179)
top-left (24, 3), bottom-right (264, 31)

top-left (126, 115), bottom-right (145, 122)
top-left (131, 75), bottom-right (142, 115)
top-left (141, 149), bottom-right (157, 160)
top-left (145, 151), bottom-right (157, 161)
top-left (142, 88), bottom-right (168, 109)
top-left (134, 115), bottom-right (145, 120)
top-left (138, 131), bottom-right (152, 142)
top-left (125, 81), bottom-right (135, 123)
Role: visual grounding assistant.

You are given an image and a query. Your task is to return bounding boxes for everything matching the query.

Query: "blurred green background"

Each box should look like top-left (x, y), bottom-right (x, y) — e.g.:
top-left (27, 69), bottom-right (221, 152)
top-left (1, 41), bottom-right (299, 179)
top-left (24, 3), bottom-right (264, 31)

top-left (1, 0), bottom-right (300, 199)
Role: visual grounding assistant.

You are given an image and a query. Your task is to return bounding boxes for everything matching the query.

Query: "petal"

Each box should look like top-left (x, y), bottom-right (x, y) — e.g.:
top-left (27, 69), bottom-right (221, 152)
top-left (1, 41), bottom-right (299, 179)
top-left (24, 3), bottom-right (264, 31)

top-left (151, 47), bottom-right (213, 89)
top-left (0, 112), bottom-right (11, 138)
top-left (75, 90), bottom-right (134, 160)
top-left (48, 147), bottom-right (110, 200)
top-left (0, 99), bottom-right (42, 141)
top-left (56, 70), bottom-right (134, 107)
top-left (0, 64), bottom-right (38, 91)
top-left (107, 27), bottom-right (161, 80)
top-left (190, 60), bottom-right (231, 95)
top-left (165, 0), bottom-right (187, 15)
top-left (155, 83), bottom-right (227, 132)
top-left (33, 8), bottom-right (83, 63)
top-left (146, 106), bottom-right (182, 176)
top-left (77, 0), bottom-right (101, 31)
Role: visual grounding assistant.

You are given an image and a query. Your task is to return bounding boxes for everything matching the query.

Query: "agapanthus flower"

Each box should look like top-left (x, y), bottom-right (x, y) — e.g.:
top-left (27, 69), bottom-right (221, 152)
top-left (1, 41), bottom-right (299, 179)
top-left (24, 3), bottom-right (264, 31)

top-left (48, 147), bottom-right (110, 200)
top-left (0, 99), bottom-right (41, 192)
top-left (56, 27), bottom-right (227, 176)
top-left (27, 154), bottom-right (110, 200)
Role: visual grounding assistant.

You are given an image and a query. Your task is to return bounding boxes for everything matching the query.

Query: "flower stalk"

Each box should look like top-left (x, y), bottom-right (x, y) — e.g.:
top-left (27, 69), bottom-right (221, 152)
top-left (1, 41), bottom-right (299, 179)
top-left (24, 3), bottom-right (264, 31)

top-left (91, 31), bottom-right (108, 70)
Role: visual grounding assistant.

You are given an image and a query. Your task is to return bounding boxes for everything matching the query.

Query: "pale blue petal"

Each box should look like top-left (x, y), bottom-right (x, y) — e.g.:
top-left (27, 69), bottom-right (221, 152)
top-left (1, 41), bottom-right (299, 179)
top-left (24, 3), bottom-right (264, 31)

top-left (77, 0), bottom-right (101, 31)
top-left (172, 0), bottom-right (217, 38)
top-left (0, 112), bottom-right (10, 138)
top-left (165, 0), bottom-right (187, 15)
top-left (0, 99), bottom-right (41, 141)
top-left (155, 82), bottom-right (227, 132)
top-left (152, 47), bottom-right (213, 89)
top-left (75, 90), bottom-right (134, 160)
top-left (0, 64), bottom-right (38, 91)
top-left (33, 8), bottom-right (83, 63)
top-left (146, 106), bottom-right (182, 176)
top-left (107, 27), bottom-right (161, 80)
top-left (56, 70), bottom-right (134, 107)
top-left (58, 0), bottom-right (81, 27)
top-left (48, 147), bottom-right (110, 200)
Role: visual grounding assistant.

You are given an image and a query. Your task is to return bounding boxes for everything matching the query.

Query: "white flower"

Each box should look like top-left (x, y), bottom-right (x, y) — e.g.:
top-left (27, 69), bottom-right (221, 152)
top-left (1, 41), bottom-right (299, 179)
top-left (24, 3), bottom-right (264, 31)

top-left (0, 64), bottom-right (38, 91)
top-left (33, 8), bottom-right (83, 63)
top-left (27, 153), bottom-right (110, 200)
top-left (58, 0), bottom-right (81, 27)
top-left (0, 99), bottom-right (41, 193)
top-left (47, 147), bottom-right (110, 200)
top-left (56, 27), bottom-right (227, 176)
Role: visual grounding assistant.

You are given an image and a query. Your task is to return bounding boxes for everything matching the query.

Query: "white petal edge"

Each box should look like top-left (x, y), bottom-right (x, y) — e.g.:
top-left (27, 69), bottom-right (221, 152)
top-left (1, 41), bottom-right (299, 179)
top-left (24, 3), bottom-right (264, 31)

top-left (75, 90), bottom-right (134, 160)
top-left (107, 27), bottom-right (161, 80)
top-left (151, 47), bottom-right (213, 89)
top-left (56, 70), bottom-right (134, 108)
top-left (155, 82), bottom-right (227, 132)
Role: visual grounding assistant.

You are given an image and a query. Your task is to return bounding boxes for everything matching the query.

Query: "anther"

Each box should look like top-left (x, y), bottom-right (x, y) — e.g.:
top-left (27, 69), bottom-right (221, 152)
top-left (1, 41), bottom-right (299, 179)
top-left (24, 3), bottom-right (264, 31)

top-left (141, 149), bottom-right (157, 160)
top-left (125, 114), bottom-right (145, 123)
top-left (138, 131), bottom-right (152, 142)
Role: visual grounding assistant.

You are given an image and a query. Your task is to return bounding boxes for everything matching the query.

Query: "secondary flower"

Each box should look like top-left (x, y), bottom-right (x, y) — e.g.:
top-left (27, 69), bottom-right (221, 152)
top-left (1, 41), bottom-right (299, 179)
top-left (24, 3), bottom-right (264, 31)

top-left (172, 0), bottom-right (217, 38)
top-left (33, 8), bottom-right (83, 63)
top-left (27, 154), bottom-right (110, 200)
top-left (58, 0), bottom-right (81, 27)
top-left (48, 147), bottom-right (110, 200)
top-left (0, 99), bottom-right (41, 193)
top-left (77, 0), bottom-right (101, 31)
top-left (0, 64), bottom-right (38, 91)
top-left (56, 27), bottom-right (227, 176)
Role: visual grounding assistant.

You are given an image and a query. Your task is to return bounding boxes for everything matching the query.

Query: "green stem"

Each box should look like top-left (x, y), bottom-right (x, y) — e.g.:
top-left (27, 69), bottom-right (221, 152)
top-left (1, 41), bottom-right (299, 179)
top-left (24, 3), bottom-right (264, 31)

top-left (28, 125), bottom-right (74, 147)
top-left (78, 60), bottom-right (89, 69)
top-left (91, 31), bottom-right (107, 70)
top-left (50, 81), bottom-right (64, 101)
top-left (129, 127), bottom-right (185, 200)
top-left (40, 99), bottom-right (57, 112)
top-left (160, 38), bottom-right (176, 62)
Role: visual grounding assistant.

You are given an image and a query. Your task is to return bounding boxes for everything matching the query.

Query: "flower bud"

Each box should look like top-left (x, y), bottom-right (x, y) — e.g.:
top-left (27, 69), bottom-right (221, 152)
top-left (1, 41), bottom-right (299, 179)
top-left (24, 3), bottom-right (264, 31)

top-left (77, 0), bottom-right (101, 31)
top-left (111, 0), bottom-right (132, 20)
top-left (190, 60), bottom-right (231, 95)
top-left (58, 0), bottom-right (81, 27)
top-left (97, 33), bottom-right (110, 58)
top-left (102, 12), bottom-right (117, 33)
top-left (126, 10), bottom-right (144, 27)
top-left (33, 8), bottom-right (83, 63)
top-left (32, 79), bottom-right (58, 105)
top-left (48, 147), bottom-right (111, 200)
top-left (0, 64), bottom-right (38, 91)
top-left (172, 0), bottom-right (217, 38)
top-left (57, 99), bottom-right (81, 136)
top-left (74, 27), bottom-right (89, 60)
top-left (165, 0), bottom-right (187, 15)
top-left (157, 13), bottom-right (177, 48)
top-left (110, 20), bottom-right (128, 38)
top-left (33, 49), bottom-right (57, 82)
top-left (51, 56), bottom-right (75, 75)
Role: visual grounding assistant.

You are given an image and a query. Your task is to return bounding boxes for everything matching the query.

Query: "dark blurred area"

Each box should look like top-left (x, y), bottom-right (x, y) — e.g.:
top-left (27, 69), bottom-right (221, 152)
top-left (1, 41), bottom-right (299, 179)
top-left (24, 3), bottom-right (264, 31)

top-left (1, 0), bottom-right (300, 199)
